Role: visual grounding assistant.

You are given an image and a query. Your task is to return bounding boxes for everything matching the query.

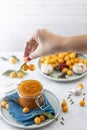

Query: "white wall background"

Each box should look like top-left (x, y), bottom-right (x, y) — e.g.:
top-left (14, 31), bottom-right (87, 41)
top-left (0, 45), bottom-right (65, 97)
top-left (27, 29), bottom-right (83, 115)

top-left (0, 0), bottom-right (87, 51)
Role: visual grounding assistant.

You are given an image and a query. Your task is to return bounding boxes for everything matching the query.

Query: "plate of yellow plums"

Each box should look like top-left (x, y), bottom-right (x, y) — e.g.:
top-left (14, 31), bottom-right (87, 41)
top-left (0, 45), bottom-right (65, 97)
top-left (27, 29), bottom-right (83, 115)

top-left (38, 52), bottom-right (87, 82)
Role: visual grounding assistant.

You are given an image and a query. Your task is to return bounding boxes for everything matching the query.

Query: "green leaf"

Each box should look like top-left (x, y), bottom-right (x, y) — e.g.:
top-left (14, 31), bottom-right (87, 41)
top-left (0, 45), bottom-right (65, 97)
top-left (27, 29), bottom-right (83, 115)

top-left (12, 55), bottom-right (20, 62)
top-left (19, 61), bottom-right (27, 71)
top-left (42, 112), bottom-right (55, 119)
top-left (0, 57), bottom-right (8, 61)
top-left (2, 70), bottom-right (13, 76)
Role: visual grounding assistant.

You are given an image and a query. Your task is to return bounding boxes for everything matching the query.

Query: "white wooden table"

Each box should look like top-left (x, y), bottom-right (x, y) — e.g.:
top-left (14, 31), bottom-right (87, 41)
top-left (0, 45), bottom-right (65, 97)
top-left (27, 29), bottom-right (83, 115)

top-left (0, 51), bottom-right (87, 130)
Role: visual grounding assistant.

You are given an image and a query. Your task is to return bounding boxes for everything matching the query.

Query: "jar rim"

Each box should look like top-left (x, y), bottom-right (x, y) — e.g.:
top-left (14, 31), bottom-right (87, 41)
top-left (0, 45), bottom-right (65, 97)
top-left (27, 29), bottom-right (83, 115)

top-left (18, 79), bottom-right (43, 97)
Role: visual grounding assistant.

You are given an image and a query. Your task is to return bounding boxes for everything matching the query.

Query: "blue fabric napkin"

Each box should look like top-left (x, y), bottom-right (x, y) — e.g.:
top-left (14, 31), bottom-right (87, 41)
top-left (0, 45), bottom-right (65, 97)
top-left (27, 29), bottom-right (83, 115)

top-left (7, 93), bottom-right (55, 126)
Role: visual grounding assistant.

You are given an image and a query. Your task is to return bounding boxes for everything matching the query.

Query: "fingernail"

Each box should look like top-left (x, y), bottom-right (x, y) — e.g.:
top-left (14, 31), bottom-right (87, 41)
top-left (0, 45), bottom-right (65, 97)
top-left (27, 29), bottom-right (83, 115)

top-left (27, 57), bottom-right (32, 61)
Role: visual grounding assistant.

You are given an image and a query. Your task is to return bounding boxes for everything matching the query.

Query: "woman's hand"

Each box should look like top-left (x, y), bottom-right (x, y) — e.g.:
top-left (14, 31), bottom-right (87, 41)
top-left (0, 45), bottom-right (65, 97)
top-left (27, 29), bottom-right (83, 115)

top-left (23, 29), bottom-right (64, 59)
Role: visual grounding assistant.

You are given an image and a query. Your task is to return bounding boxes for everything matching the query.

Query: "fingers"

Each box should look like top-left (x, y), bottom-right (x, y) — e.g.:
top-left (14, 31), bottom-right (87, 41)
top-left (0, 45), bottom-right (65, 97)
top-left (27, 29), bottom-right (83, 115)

top-left (29, 47), bottom-right (41, 59)
top-left (29, 44), bottom-right (47, 59)
top-left (23, 42), bottom-right (30, 57)
top-left (23, 39), bottom-right (38, 58)
top-left (23, 29), bottom-right (42, 59)
top-left (23, 28), bottom-right (49, 59)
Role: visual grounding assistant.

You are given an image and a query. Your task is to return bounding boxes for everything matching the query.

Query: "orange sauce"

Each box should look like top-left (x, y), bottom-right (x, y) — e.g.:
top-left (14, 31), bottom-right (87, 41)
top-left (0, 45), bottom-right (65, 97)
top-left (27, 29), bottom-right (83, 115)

top-left (18, 80), bottom-right (43, 109)
top-left (18, 80), bottom-right (42, 96)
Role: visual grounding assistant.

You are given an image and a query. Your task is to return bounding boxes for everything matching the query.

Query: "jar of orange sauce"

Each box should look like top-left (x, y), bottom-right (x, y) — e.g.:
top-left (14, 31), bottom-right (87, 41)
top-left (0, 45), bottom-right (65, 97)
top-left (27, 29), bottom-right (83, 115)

top-left (18, 80), bottom-right (44, 110)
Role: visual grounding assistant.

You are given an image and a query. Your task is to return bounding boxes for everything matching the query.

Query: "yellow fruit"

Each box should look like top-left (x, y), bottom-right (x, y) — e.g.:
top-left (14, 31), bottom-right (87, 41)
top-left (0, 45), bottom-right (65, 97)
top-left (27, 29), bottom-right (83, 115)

top-left (49, 59), bottom-right (56, 64)
top-left (10, 71), bottom-right (17, 78)
top-left (69, 65), bottom-right (74, 70)
top-left (70, 59), bottom-right (75, 64)
top-left (29, 64), bottom-right (35, 71)
top-left (77, 83), bottom-right (84, 90)
top-left (62, 68), bottom-right (68, 74)
top-left (23, 107), bottom-right (30, 113)
top-left (61, 100), bottom-right (67, 107)
top-left (39, 115), bottom-right (45, 122)
top-left (67, 70), bottom-right (73, 76)
top-left (52, 57), bottom-right (58, 63)
top-left (79, 99), bottom-right (85, 107)
top-left (17, 71), bottom-right (24, 78)
top-left (10, 57), bottom-right (17, 64)
top-left (44, 59), bottom-right (50, 64)
top-left (70, 53), bottom-right (76, 59)
top-left (51, 63), bottom-right (56, 68)
top-left (34, 117), bottom-right (41, 124)
top-left (58, 58), bottom-right (64, 64)
top-left (1, 101), bottom-right (7, 108)
top-left (64, 56), bottom-right (70, 61)
top-left (66, 60), bottom-right (71, 66)
top-left (58, 54), bottom-right (64, 58)
top-left (40, 57), bottom-right (46, 63)
top-left (62, 106), bottom-right (69, 112)
top-left (78, 58), bottom-right (83, 63)
top-left (22, 64), bottom-right (29, 71)
top-left (74, 58), bottom-right (79, 63)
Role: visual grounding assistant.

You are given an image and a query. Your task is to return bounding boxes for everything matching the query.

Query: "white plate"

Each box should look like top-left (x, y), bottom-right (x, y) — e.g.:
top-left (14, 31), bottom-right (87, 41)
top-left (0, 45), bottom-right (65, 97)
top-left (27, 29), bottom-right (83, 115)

top-left (0, 89), bottom-right (61, 129)
top-left (38, 54), bottom-right (87, 82)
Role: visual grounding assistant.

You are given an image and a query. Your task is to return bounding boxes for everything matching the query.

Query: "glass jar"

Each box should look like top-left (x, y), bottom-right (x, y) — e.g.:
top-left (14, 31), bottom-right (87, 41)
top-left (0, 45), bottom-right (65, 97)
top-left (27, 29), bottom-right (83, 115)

top-left (18, 80), bottom-right (44, 110)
